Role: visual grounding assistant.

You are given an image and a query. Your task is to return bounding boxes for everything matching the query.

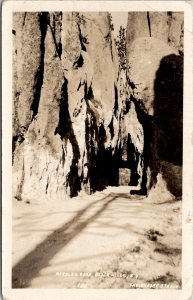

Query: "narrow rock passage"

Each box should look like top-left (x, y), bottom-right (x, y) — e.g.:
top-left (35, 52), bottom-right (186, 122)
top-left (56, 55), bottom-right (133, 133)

top-left (12, 187), bottom-right (181, 289)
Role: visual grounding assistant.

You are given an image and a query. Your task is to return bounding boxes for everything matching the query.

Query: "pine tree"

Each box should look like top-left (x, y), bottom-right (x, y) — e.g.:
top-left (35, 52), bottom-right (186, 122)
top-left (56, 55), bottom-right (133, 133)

top-left (115, 26), bottom-right (127, 71)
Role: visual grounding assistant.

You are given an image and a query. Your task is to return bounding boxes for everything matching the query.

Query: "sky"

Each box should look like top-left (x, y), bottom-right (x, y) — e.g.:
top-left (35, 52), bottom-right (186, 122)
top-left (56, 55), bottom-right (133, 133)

top-left (110, 12), bottom-right (128, 39)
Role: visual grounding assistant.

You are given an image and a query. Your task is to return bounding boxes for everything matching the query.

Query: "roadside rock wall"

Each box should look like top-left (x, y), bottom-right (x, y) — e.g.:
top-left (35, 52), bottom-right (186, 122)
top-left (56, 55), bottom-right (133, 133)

top-left (13, 12), bottom-right (121, 202)
top-left (12, 11), bottom-right (183, 202)
top-left (126, 12), bottom-right (183, 198)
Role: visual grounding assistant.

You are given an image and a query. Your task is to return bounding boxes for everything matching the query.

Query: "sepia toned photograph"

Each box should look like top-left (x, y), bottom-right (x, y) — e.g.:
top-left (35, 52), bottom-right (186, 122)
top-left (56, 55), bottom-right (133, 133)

top-left (2, 1), bottom-right (193, 299)
top-left (11, 10), bottom-right (184, 289)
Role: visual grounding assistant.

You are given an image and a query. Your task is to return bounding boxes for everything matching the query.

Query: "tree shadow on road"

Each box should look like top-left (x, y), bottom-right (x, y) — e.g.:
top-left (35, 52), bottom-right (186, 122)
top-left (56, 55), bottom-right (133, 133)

top-left (12, 193), bottom-right (119, 288)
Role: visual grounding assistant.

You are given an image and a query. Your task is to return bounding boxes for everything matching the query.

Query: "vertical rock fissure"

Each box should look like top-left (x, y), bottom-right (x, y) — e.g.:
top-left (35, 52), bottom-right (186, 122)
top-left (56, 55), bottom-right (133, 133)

top-left (130, 96), bottom-right (155, 195)
top-left (84, 105), bottom-right (98, 192)
top-left (108, 118), bottom-right (114, 140)
top-left (15, 158), bottom-right (25, 201)
top-left (167, 11), bottom-right (173, 44)
top-left (30, 12), bottom-right (48, 120)
top-left (22, 12), bottom-right (27, 27)
top-left (114, 84), bottom-right (119, 118)
top-left (55, 80), bottom-right (69, 139)
top-left (61, 144), bottom-right (65, 167)
top-left (55, 80), bottom-right (81, 197)
top-left (77, 23), bottom-right (87, 52)
top-left (59, 12), bottom-right (63, 57)
top-left (147, 12), bottom-right (151, 37)
top-left (87, 84), bottom-right (94, 101)
top-left (45, 177), bottom-right (49, 194)
top-left (48, 13), bottom-right (62, 59)
top-left (12, 91), bottom-right (24, 161)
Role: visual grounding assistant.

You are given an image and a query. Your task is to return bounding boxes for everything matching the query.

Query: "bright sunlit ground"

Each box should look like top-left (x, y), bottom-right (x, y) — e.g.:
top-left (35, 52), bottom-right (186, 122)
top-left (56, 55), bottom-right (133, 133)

top-left (12, 186), bottom-right (181, 289)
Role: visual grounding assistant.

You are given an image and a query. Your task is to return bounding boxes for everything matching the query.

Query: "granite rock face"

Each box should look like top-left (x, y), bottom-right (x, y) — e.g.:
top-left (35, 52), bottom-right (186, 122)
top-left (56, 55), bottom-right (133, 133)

top-left (13, 12), bottom-right (122, 201)
top-left (126, 12), bottom-right (184, 54)
top-left (127, 37), bottom-right (178, 116)
top-left (126, 12), bottom-right (183, 197)
top-left (12, 12), bottom-right (46, 138)
top-left (12, 11), bottom-right (183, 202)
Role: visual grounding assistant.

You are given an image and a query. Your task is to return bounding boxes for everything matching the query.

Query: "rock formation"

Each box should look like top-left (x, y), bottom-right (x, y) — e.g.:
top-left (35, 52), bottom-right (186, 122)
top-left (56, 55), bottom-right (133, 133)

top-left (126, 12), bottom-right (183, 199)
top-left (12, 12), bottom-right (121, 201)
top-left (12, 11), bottom-right (183, 202)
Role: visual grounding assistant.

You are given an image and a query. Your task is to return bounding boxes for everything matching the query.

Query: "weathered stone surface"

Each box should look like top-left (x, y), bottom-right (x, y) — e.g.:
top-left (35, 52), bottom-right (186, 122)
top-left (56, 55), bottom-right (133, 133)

top-left (127, 37), bottom-right (178, 115)
top-left (126, 11), bottom-right (183, 196)
top-left (149, 12), bottom-right (169, 43)
top-left (13, 12), bottom-right (122, 202)
top-left (12, 11), bottom-right (183, 202)
top-left (61, 12), bottom-right (81, 69)
top-left (126, 11), bottom-right (184, 55)
top-left (12, 13), bottom-right (46, 136)
top-left (124, 101), bottom-right (144, 187)
top-left (49, 12), bottom-right (62, 57)
top-left (148, 173), bottom-right (175, 203)
top-left (126, 12), bottom-right (150, 52)
top-left (13, 22), bottom-right (66, 202)
top-left (168, 12), bottom-right (184, 54)
top-left (79, 12), bottom-right (118, 131)
top-left (126, 36), bottom-right (183, 196)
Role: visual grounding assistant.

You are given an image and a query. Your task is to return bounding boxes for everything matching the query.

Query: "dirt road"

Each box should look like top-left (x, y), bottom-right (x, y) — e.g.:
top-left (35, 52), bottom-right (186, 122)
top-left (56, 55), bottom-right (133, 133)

top-left (12, 187), bottom-right (181, 289)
